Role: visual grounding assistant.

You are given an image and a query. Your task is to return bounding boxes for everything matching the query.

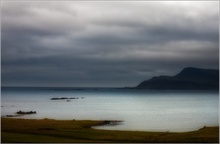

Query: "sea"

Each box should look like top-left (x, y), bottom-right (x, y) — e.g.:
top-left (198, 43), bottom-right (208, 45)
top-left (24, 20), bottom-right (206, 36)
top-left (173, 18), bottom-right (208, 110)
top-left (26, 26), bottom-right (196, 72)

top-left (1, 87), bottom-right (219, 132)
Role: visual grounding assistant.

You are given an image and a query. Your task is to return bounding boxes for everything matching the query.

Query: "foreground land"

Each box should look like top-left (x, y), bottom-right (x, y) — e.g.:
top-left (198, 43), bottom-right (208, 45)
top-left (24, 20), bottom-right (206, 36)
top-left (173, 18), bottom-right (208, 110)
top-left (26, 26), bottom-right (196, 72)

top-left (1, 118), bottom-right (219, 143)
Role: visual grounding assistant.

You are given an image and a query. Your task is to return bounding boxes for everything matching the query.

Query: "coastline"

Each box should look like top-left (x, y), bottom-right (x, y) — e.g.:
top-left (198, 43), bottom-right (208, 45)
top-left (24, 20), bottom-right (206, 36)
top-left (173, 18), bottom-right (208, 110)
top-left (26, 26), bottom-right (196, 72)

top-left (1, 118), bottom-right (219, 143)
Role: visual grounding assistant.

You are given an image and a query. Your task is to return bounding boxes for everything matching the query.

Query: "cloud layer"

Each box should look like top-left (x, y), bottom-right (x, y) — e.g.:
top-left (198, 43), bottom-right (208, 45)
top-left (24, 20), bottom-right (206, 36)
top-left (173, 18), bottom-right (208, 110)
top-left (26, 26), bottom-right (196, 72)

top-left (2, 1), bottom-right (219, 87)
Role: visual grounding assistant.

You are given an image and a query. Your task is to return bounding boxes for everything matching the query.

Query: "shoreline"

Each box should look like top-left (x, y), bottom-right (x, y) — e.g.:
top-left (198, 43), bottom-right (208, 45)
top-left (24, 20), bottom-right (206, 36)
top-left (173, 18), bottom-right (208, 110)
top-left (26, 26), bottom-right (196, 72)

top-left (2, 115), bottom-right (217, 133)
top-left (1, 118), bottom-right (219, 143)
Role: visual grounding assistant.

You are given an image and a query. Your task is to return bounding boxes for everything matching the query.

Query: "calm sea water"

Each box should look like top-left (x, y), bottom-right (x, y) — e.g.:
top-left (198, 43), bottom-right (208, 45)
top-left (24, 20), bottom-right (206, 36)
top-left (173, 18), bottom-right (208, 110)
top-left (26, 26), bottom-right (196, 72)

top-left (1, 87), bottom-right (219, 132)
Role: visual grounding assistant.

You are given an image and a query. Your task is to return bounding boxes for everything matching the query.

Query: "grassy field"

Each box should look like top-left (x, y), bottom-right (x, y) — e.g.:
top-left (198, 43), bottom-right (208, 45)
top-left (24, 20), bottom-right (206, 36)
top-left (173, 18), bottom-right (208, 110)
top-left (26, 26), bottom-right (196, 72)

top-left (1, 118), bottom-right (219, 143)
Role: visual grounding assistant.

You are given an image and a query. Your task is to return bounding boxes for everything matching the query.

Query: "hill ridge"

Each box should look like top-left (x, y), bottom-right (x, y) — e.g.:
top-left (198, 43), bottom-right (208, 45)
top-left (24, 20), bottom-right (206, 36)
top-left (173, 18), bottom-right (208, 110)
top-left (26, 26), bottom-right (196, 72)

top-left (137, 67), bottom-right (219, 90)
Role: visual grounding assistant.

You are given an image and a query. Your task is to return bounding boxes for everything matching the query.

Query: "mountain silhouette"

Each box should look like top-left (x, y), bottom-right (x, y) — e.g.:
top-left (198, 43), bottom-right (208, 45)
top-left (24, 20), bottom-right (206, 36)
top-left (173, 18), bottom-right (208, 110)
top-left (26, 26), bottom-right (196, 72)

top-left (137, 67), bottom-right (219, 90)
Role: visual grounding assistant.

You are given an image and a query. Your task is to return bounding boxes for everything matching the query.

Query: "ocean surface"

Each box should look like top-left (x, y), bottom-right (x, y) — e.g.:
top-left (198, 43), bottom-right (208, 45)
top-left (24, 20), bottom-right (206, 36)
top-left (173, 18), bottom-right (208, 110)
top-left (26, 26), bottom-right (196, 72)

top-left (1, 87), bottom-right (219, 132)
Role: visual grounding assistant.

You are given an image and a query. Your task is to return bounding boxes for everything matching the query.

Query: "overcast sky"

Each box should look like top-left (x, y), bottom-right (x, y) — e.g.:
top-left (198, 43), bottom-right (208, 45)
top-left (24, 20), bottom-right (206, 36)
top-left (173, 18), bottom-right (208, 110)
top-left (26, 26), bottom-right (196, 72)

top-left (1, 1), bottom-right (219, 87)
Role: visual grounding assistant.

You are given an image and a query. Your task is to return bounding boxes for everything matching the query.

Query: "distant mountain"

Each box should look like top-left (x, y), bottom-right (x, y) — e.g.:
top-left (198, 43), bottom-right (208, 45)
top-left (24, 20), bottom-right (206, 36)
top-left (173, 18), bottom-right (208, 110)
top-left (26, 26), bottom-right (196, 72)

top-left (137, 67), bottom-right (219, 90)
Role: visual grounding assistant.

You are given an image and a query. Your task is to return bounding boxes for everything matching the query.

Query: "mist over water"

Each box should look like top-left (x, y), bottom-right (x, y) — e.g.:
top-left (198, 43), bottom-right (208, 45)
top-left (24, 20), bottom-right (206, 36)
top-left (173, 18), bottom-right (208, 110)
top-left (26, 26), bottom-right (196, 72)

top-left (1, 87), bottom-right (219, 132)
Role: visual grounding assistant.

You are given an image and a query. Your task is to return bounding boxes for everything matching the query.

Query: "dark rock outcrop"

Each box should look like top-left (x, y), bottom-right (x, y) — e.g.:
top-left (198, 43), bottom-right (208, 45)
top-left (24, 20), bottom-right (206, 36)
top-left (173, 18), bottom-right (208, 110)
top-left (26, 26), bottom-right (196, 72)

top-left (17, 111), bottom-right (37, 114)
top-left (50, 97), bottom-right (79, 100)
top-left (137, 67), bottom-right (219, 90)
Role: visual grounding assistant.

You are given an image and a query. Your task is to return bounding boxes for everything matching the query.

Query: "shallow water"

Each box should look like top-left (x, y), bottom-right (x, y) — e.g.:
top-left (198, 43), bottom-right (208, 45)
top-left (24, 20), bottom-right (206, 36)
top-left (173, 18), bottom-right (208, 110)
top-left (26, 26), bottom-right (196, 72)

top-left (1, 87), bottom-right (219, 132)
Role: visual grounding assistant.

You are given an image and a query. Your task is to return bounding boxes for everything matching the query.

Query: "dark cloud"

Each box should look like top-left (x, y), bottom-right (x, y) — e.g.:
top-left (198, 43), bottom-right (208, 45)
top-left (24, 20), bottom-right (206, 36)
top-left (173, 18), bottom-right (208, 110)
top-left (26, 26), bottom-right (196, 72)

top-left (1, 1), bottom-right (219, 87)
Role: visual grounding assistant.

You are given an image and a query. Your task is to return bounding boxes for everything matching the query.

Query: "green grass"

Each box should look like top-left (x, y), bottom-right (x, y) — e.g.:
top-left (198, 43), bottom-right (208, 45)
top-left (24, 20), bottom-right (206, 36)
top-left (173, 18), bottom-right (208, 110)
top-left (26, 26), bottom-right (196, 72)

top-left (1, 118), bottom-right (219, 143)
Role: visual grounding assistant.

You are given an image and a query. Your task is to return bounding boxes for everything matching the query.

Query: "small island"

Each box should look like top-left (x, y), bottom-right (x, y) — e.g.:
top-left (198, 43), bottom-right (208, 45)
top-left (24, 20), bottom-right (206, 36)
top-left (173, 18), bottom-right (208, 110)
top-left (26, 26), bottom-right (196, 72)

top-left (50, 97), bottom-right (82, 100)
top-left (17, 111), bottom-right (37, 114)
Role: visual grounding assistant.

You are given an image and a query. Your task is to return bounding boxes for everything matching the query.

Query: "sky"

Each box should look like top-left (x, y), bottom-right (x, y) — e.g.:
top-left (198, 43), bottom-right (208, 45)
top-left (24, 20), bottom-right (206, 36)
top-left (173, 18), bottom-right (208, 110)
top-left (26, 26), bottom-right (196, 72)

top-left (1, 1), bottom-right (219, 87)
